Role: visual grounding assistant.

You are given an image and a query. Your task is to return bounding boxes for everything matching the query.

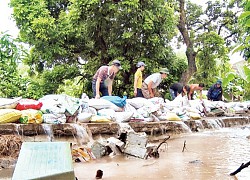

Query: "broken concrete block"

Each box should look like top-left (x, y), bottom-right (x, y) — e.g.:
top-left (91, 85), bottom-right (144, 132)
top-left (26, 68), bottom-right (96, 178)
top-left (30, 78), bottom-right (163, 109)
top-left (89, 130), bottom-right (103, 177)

top-left (91, 141), bottom-right (107, 158)
top-left (124, 131), bottom-right (148, 159)
top-left (107, 137), bottom-right (125, 155)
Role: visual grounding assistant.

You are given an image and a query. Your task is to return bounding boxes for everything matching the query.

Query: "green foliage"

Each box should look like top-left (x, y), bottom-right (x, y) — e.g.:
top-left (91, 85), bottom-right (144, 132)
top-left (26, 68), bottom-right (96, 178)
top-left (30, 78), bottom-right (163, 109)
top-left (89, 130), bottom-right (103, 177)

top-left (0, 32), bottom-right (23, 97)
top-left (192, 32), bottom-right (229, 86)
top-left (10, 0), bottom-right (179, 97)
top-left (224, 0), bottom-right (250, 101)
top-left (176, 0), bottom-right (244, 84)
top-left (238, 0), bottom-right (250, 61)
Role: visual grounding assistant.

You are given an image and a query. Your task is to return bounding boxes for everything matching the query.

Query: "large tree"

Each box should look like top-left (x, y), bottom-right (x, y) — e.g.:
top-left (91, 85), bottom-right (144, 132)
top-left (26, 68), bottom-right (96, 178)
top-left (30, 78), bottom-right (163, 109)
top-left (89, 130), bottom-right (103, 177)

top-left (10, 0), bottom-right (180, 97)
top-left (176, 0), bottom-right (243, 84)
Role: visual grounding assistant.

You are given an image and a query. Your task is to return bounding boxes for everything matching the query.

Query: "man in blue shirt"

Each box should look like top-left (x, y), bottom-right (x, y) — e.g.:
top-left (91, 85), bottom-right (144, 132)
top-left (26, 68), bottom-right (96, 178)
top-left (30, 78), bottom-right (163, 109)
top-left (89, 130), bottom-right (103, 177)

top-left (207, 80), bottom-right (223, 101)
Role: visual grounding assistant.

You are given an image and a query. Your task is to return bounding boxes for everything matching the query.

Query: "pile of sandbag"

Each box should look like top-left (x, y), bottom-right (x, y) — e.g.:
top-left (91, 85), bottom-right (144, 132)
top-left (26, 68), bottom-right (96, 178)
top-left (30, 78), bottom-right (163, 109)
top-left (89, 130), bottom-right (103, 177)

top-left (77, 95), bottom-right (134, 123)
top-left (0, 95), bottom-right (82, 124)
top-left (0, 97), bottom-right (43, 124)
top-left (0, 93), bottom-right (249, 125)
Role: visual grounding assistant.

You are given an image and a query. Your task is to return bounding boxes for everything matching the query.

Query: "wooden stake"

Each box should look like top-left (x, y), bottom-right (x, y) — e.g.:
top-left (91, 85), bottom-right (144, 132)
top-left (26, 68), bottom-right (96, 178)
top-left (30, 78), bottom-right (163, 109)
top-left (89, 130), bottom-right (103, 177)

top-left (182, 140), bottom-right (187, 152)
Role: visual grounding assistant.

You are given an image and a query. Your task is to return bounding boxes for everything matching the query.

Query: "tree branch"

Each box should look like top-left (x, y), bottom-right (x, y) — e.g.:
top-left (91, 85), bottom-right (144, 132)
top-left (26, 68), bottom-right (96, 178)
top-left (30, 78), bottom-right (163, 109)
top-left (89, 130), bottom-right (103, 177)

top-left (230, 161), bottom-right (250, 176)
top-left (182, 140), bottom-right (187, 152)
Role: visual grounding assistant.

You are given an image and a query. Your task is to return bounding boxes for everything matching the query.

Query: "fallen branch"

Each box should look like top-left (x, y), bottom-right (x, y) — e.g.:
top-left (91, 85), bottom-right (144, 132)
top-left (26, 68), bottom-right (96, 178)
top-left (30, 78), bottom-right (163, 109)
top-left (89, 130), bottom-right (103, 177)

top-left (230, 161), bottom-right (250, 176)
top-left (145, 135), bottom-right (170, 159)
top-left (182, 140), bottom-right (187, 152)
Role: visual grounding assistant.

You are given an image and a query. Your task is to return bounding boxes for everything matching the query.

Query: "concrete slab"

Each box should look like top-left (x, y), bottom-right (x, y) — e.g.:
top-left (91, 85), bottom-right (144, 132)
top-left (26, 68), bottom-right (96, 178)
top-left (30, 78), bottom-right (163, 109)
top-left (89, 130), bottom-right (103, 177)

top-left (12, 142), bottom-right (75, 180)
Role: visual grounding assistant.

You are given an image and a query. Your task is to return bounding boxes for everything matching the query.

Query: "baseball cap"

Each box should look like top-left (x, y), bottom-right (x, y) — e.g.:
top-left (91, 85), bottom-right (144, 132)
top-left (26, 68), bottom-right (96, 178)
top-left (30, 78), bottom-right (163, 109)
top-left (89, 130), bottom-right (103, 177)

top-left (159, 67), bottom-right (169, 74)
top-left (216, 80), bottom-right (222, 85)
top-left (136, 61), bottom-right (146, 68)
top-left (112, 60), bottom-right (122, 69)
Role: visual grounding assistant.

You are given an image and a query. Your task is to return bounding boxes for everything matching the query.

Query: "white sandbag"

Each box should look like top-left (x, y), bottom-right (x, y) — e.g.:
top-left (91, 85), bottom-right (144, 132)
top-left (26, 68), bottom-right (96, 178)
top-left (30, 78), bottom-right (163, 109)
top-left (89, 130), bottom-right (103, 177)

top-left (77, 113), bottom-right (92, 123)
top-left (204, 100), bottom-right (225, 110)
top-left (0, 97), bottom-right (22, 109)
top-left (185, 107), bottom-right (201, 114)
top-left (98, 109), bottom-right (116, 121)
top-left (88, 107), bottom-right (97, 115)
top-left (137, 104), bottom-right (160, 118)
top-left (43, 114), bottom-right (67, 124)
top-left (39, 94), bottom-right (80, 115)
top-left (126, 98), bottom-right (145, 109)
top-left (124, 104), bottom-right (144, 119)
top-left (88, 99), bottom-right (123, 111)
top-left (148, 97), bottom-right (164, 105)
top-left (143, 117), bottom-right (154, 122)
top-left (188, 112), bottom-right (201, 120)
top-left (170, 107), bottom-right (186, 116)
top-left (158, 112), bottom-right (181, 121)
top-left (137, 107), bottom-right (151, 118)
top-left (126, 98), bottom-right (154, 109)
top-left (115, 112), bottom-right (134, 123)
top-left (169, 95), bottom-right (190, 107)
top-left (189, 100), bottom-right (204, 113)
top-left (90, 115), bottom-right (111, 123)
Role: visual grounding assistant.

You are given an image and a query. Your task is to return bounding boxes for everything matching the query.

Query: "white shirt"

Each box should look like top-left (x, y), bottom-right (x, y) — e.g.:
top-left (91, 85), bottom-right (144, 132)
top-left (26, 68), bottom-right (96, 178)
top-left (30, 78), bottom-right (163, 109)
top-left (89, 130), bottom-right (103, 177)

top-left (144, 73), bottom-right (162, 89)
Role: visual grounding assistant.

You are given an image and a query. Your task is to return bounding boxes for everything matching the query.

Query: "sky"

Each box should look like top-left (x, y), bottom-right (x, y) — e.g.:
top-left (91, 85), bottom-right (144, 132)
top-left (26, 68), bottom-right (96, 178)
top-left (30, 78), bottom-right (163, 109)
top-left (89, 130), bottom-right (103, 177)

top-left (0, 0), bottom-right (19, 38)
top-left (0, 0), bottom-right (244, 63)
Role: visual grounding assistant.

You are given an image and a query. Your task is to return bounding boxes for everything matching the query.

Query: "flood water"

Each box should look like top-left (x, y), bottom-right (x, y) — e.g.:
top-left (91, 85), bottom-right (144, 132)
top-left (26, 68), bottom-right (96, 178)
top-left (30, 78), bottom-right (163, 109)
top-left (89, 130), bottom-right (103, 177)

top-left (74, 127), bottom-right (250, 180)
top-left (1, 126), bottom-right (250, 180)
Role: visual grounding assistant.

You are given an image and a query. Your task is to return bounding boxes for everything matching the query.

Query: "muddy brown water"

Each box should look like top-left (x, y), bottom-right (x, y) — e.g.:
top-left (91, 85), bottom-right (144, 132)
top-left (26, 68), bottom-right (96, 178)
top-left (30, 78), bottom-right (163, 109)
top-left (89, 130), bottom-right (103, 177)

top-left (1, 126), bottom-right (250, 180)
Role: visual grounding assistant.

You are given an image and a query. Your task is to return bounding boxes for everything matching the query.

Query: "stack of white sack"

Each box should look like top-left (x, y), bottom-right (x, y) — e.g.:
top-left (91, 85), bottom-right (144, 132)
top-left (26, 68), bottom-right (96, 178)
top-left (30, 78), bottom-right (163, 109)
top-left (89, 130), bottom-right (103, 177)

top-left (39, 94), bottom-right (80, 124)
top-left (40, 92), bottom-right (249, 124)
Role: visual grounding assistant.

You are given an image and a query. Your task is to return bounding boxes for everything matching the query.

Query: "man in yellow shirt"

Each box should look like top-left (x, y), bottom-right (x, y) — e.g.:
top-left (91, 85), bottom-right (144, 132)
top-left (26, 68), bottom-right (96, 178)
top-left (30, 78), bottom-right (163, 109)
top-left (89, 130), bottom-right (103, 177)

top-left (134, 61), bottom-right (146, 97)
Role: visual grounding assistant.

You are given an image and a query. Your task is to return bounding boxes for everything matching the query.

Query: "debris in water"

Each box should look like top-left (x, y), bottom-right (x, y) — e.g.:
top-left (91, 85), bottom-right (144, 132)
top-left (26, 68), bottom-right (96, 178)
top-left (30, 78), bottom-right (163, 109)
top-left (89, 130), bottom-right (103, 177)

top-left (145, 136), bottom-right (170, 159)
top-left (182, 140), bottom-right (187, 152)
top-left (124, 131), bottom-right (148, 159)
top-left (142, 160), bottom-right (157, 167)
top-left (189, 160), bottom-right (203, 164)
top-left (230, 161), bottom-right (250, 176)
top-left (96, 169), bottom-right (103, 179)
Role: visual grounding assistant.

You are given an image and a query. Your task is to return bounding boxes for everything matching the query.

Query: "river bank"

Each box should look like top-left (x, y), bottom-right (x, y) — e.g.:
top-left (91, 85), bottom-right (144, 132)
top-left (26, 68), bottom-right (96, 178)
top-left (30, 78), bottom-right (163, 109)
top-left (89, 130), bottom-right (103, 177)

top-left (0, 115), bottom-right (250, 179)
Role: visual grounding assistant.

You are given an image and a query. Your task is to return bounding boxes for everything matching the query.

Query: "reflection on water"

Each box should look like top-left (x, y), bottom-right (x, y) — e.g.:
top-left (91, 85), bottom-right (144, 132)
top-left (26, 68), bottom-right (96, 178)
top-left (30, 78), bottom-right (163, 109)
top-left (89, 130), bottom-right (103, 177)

top-left (1, 126), bottom-right (250, 180)
top-left (74, 126), bottom-right (250, 180)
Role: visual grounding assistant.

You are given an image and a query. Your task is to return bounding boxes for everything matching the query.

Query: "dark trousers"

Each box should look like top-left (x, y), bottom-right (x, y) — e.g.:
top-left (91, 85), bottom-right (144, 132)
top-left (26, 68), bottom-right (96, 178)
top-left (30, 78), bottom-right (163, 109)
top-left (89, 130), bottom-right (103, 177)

top-left (136, 88), bottom-right (144, 97)
top-left (92, 80), bottom-right (109, 97)
top-left (169, 88), bottom-right (177, 100)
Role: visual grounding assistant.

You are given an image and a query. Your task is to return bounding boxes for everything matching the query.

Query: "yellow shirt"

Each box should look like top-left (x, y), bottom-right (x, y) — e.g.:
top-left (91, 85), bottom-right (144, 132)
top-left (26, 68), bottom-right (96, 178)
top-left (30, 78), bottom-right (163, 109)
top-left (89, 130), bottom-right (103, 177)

top-left (135, 69), bottom-right (143, 89)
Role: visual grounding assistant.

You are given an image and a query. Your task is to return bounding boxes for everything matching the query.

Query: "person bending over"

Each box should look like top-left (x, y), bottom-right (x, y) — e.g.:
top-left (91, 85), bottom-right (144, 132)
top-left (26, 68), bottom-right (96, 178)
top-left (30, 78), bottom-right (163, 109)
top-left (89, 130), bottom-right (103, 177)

top-left (92, 60), bottom-right (122, 99)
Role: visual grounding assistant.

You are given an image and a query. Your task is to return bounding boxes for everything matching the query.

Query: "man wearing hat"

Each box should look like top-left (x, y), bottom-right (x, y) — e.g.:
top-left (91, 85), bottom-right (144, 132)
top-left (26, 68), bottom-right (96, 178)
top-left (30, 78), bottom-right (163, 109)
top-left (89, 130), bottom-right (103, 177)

top-left (134, 61), bottom-right (146, 97)
top-left (92, 60), bottom-right (122, 99)
top-left (141, 68), bottom-right (169, 99)
top-left (207, 80), bottom-right (223, 101)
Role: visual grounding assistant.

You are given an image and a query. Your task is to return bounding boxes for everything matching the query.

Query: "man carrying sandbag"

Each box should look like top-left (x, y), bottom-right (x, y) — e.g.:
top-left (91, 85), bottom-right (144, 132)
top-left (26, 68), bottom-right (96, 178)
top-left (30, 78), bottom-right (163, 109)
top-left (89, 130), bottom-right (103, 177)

top-left (92, 60), bottom-right (122, 99)
top-left (141, 68), bottom-right (169, 99)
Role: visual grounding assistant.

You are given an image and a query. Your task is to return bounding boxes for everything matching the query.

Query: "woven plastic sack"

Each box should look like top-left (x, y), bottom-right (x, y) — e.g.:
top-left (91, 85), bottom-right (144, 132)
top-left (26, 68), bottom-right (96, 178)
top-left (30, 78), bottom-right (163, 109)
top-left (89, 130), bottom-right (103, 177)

top-left (164, 112), bottom-right (181, 121)
top-left (19, 109), bottom-right (43, 124)
top-left (43, 114), bottom-right (67, 124)
top-left (16, 99), bottom-right (43, 110)
top-left (90, 116), bottom-right (111, 123)
top-left (0, 97), bottom-right (22, 109)
top-left (0, 109), bottom-right (22, 123)
top-left (101, 96), bottom-right (127, 108)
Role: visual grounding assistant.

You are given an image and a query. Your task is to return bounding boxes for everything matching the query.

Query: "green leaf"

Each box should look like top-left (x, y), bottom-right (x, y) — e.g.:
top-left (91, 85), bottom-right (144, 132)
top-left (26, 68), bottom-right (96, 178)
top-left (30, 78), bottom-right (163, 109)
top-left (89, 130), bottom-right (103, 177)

top-left (239, 11), bottom-right (250, 20)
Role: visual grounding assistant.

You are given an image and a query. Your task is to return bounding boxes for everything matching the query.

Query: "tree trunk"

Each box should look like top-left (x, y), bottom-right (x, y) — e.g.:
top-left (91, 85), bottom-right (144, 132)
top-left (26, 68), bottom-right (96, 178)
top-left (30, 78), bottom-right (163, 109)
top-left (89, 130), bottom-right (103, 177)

top-left (177, 0), bottom-right (197, 84)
